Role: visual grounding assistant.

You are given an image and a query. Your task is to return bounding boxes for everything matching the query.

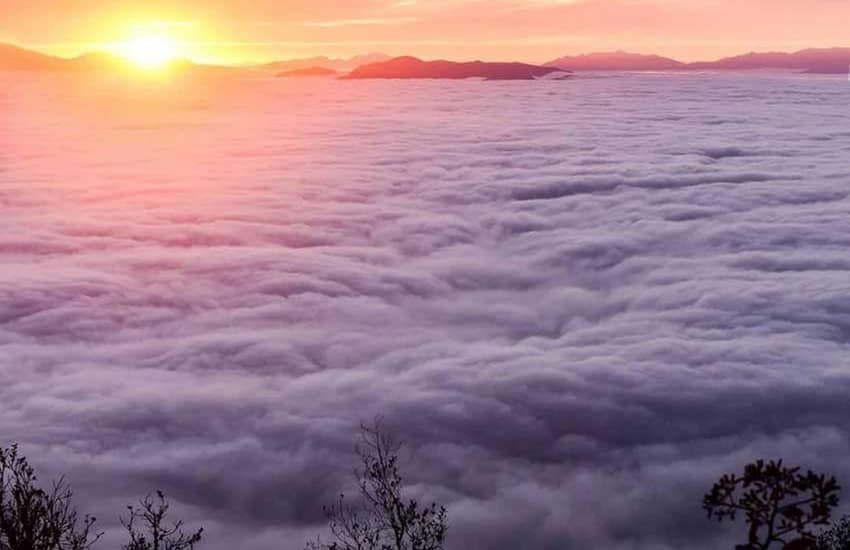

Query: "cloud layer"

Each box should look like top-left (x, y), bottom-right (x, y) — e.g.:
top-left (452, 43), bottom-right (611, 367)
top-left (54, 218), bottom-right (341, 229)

top-left (1, 72), bottom-right (850, 549)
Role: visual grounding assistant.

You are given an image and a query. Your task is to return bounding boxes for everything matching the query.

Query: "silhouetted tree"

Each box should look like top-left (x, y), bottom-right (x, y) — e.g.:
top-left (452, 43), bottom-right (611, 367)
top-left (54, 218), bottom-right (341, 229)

top-left (306, 420), bottom-right (447, 550)
top-left (818, 516), bottom-right (850, 550)
top-left (0, 444), bottom-right (101, 550)
top-left (704, 459), bottom-right (840, 550)
top-left (121, 491), bottom-right (203, 550)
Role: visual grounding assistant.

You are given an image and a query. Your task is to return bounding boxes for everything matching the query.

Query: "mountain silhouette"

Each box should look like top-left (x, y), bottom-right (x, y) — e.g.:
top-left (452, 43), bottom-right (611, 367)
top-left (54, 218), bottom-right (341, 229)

top-left (262, 53), bottom-right (391, 74)
top-left (3, 43), bottom-right (849, 76)
top-left (342, 56), bottom-right (569, 80)
top-left (66, 51), bottom-right (128, 71)
top-left (546, 47), bottom-right (850, 74)
top-left (546, 51), bottom-right (684, 71)
top-left (689, 48), bottom-right (850, 73)
top-left (0, 44), bottom-right (136, 72)
top-left (0, 43), bottom-right (66, 70)
top-left (0, 43), bottom-right (246, 78)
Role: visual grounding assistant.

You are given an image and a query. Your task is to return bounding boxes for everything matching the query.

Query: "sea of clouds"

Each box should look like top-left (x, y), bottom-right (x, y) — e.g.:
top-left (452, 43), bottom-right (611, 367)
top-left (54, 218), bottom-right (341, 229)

top-left (1, 71), bottom-right (849, 549)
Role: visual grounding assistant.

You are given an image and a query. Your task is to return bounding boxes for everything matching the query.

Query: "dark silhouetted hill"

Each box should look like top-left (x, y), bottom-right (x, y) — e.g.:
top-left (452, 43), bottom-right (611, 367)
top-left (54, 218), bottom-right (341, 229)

top-left (342, 56), bottom-right (569, 80)
top-left (277, 67), bottom-right (338, 78)
top-left (546, 51), bottom-right (684, 71)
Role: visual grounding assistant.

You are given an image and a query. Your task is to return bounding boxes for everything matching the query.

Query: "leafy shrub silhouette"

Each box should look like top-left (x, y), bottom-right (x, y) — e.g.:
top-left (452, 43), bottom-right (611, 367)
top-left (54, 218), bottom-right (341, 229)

top-left (704, 459), bottom-right (840, 550)
top-left (818, 516), bottom-right (850, 550)
top-left (306, 420), bottom-right (448, 550)
top-left (0, 444), bottom-right (101, 550)
top-left (121, 491), bottom-right (204, 550)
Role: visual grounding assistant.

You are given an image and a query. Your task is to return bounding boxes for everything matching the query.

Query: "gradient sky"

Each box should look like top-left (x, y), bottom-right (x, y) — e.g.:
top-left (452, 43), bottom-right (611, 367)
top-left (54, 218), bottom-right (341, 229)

top-left (3, 0), bottom-right (850, 65)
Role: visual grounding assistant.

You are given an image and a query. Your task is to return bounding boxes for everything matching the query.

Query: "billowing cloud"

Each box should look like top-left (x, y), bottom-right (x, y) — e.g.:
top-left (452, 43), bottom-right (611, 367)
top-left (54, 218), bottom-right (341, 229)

top-left (1, 71), bottom-right (850, 549)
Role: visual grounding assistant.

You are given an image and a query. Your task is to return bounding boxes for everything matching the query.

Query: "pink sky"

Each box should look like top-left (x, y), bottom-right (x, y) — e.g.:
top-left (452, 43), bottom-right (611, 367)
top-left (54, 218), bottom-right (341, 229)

top-left (2, 0), bottom-right (850, 63)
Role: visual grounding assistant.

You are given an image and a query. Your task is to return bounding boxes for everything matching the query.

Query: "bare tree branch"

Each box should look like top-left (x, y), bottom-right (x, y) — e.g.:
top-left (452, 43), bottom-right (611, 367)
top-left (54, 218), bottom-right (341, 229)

top-left (306, 419), bottom-right (448, 550)
top-left (121, 491), bottom-right (203, 550)
top-left (0, 444), bottom-right (101, 550)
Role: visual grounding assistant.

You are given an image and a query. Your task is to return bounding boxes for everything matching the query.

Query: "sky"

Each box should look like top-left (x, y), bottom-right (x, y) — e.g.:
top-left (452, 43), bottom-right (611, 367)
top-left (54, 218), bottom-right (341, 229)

top-left (2, 0), bottom-right (850, 63)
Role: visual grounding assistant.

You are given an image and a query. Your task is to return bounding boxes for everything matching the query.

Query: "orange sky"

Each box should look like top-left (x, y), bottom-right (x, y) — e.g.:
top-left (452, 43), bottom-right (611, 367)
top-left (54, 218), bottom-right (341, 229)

top-left (2, 0), bottom-right (850, 64)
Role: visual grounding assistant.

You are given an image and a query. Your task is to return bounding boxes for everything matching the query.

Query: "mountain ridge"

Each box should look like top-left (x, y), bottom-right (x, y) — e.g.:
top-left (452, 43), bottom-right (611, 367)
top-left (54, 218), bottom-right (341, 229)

top-left (2, 44), bottom-right (849, 75)
top-left (0, 43), bottom-right (245, 76)
top-left (341, 56), bottom-right (569, 80)
top-left (545, 48), bottom-right (850, 74)
top-left (687, 48), bottom-right (850, 73)
top-left (0, 43), bottom-right (67, 70)
top-left (260, 53), bottom-right (391, 74)
top-left (546, 51), bottom-right (684, 71)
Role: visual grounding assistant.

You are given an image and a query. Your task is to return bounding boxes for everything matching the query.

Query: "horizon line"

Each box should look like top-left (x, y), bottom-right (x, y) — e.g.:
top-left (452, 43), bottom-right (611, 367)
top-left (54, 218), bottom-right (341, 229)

top-left (4, 39), bottom-right (850, 68)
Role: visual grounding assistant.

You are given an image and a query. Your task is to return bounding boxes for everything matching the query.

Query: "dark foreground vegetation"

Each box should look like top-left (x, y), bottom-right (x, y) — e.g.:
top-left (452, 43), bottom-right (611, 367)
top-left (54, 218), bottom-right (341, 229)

top-left (3, 423), bottom-right (850, 550)
top-left (704, 459), bottom-right (845, 550)
top-left (305, 420), bottom-right (447, 550)
top-left (0, 445), bottom-right (202, 550)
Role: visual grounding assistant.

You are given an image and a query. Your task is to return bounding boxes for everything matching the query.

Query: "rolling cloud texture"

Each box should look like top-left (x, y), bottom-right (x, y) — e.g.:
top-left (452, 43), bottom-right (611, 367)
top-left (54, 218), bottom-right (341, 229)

top-left (1, 72), bottom-right (850, 549)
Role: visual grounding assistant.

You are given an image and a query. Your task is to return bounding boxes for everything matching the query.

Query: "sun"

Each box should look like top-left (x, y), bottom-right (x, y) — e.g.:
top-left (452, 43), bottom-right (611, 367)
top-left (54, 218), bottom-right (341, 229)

top-left (119, 34), bottom-right (179, 69)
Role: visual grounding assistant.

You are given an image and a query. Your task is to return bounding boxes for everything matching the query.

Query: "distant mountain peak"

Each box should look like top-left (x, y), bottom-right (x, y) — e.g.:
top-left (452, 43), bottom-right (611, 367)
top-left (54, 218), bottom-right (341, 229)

top-left (688, 47), bottom-right (850, 73)
top-left (4, 43), bottom-right (850, 76)
top-left (546, 51), bottom-right (684, 71)
top-left (260, 53), bottom-right (392, 74)
top-left (544, 47), bottom-right (850, 74)
top-left (342, 56), bottom-right (569, 80)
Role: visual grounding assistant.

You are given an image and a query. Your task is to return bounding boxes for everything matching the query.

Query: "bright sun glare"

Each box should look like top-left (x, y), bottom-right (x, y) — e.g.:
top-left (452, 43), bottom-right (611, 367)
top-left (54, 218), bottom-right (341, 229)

top-left (119, 34), bottom-right (179, 69)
